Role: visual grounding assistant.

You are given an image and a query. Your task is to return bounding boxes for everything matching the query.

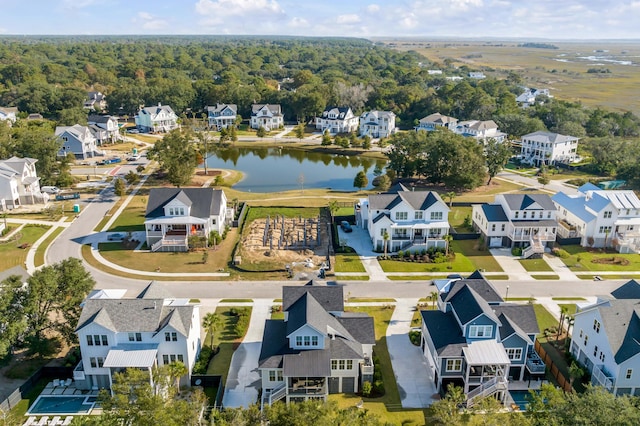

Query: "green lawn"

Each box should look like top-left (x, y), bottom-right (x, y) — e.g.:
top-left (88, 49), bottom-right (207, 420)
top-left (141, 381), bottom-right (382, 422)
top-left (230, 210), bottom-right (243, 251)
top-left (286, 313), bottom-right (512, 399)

top-left (558, 303), bottom-right (577, 316)
top-left (519, 258), bottom-right (554, 272)
top-left (560, 245), bottom-right (640, 271)
top-left (388, 275), bottom-right (437, 281)
top-left (106, 194), bottom-right (146, 232)
top-left (533, 304), bottom-right (559, 336)
top-left (34, 226), bottom-right (65, 267)
top-left (451, 240), bottom-right (504, 272)
top-left (0, 225), bottom-right (49, 270)
top-left (343, 306), bottom-right (427, 425)
top-left (206, 306), bottom-right (253, 383)
top-left (448, 206), bottom-right (471, 228)
top-left (245, 206), bottom-right (321, 223)
top-left (334, 207), bottom-right (354, 216)
top-left (334, 252), bottom-right (366, 273)
top-left (379, 255), bottom-right (474, 273)
top-left (531, 274), bottom-right (560, 280)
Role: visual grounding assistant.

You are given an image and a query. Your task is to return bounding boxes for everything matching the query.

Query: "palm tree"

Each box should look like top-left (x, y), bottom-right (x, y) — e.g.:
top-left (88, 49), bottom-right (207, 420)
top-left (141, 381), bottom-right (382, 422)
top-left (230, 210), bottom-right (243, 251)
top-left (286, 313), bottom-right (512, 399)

top-left (430, 291), bottom-right (439, 309)
top-left (445, 191), bottom-right (456, 208)
top-left (167, 361), bottom-right (188, 393)
top-left (443, 234), bottom-right (453, 257)
top-left (382, 230), bottom-right (390, 258)
top-left (568, 361), bottom-right (584, 390)
top-left (202, 312), bottom-right (221, 348)
top-left (328, 200), bottom-right (339, 223)
top-left (556, 306), bottom-right (569, 341)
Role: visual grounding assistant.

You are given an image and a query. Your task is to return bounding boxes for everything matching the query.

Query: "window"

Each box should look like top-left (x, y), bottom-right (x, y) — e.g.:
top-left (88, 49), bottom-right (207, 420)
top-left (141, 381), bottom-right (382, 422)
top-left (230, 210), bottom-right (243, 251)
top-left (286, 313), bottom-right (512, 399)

top-left (539, 211), bottom-right (543, 218)
top-left (395, 212), bottom-right (408, 220)
top-left (178, 354), bottom-right (184, 363)
top-left (501, 224), bottom-right (505, 231)
top-left (101, 335), bottom-right (108, 346)
top-left (593, 345), bottom-right (598, 357)
top-left (296, 336), bottom-right (302, 346)
top-left (311, 336), bottom-right (318, 346)
top-left (94, 335), bottom-right (101, 346)
top-left (128, 332), bottom-right (142, 342)
top-left (163, 354), bottom-right (169, 365)
top-left (380, 228), bottom-right (387, 237)
top-left (430, 212), bottom-right (443, 221)
top-left (491, 224), bottom-right (496, 232)
top-left (90, 358), bottom-right (97, 368)
top-left (446, 359), bottom-right (462, 372)
top-left (593, 319), bottom-right (600, 333)
top-left (165, 332), bottom-right (177, 342)
top-left (331, 360), bottom-right (337, 370)
top-left (169, 207), bottom-right (174, 215)
top-left (469, 325), bottom-right (492, 338)
top-left (515, 211), bottom-right (519, 218)
top-left (338, 360), bottom-right (346, 370)
top-left (599, 226), bottom-right (612, 234)
top-left (626, 369), bottom-right (633, 380)
top-left (346, 360), bottom-right (353, 370)
top-left (600, 352), bottom-right (605, 362)
top-left (506, 348), bottom-right (523, 361)
top-left (579, 329), bottom-right (583, 338)
top-left (86, 335), bottom-right (93, 346)
top-left (523, 211), bottom-right (527, 219)
top-left (583, 334), bottom-right (588, 346)
top-left (547, 211), bottom-right (552, 218)
top-left (90, 357), bottom-right (104, 368)
top-left (604, 211), bottom-right (612, 219)
top-left (415, 211), bottom-right (423, 220)
top-left (304, 336), bottom-right (311, 346)
top-left (269, 370), bottom-right (283, 381)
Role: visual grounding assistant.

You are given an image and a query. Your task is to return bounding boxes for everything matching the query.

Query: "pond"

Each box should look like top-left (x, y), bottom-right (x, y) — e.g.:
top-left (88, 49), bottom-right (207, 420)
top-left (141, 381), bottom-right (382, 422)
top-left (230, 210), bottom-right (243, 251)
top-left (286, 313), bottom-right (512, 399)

top-left (203, 146), bottom-right (387, 193)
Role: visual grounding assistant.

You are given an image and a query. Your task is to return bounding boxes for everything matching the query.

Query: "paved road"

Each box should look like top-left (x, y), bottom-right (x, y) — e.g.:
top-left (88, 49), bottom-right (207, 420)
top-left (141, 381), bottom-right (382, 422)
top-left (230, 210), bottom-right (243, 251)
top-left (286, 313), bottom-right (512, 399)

top-left (496, 170), bottom-right (578, 195)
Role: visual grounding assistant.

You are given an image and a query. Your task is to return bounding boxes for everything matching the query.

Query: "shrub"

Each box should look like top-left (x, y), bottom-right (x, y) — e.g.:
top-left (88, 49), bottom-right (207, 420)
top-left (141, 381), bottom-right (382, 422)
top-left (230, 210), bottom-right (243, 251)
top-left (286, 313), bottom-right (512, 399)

top-left (511, 247), bottom-right (523, 256)
top-left (409, 330), bottom-right (421, 346)
top-left (397, 250), bottom-right (404, 258)
top-left (192, 346), bottom-right (215, 374)
top-left (373, 380), bottom-right (385, 396)
top-left (361, 381), bottom-right (372, 397)
top-left (552, 248), bottom-right (570, 258)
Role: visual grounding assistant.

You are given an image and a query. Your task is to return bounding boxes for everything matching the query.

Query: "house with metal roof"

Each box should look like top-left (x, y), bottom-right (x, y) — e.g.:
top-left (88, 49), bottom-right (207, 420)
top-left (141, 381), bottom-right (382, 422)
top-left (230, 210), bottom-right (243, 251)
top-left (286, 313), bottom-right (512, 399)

top-left (315, 107), bottom-right (358, 134)
top-left (259, 281), bottom-right (375, 406)
top-left (358, 110), bottom-right (396, 138)
top-left (357, 185), bottom-right (450, 252)
top-left (250, 104), bottom-right (283, 131)
top-left (415, 112), bottom-right (458, 132)
top-left (144, 187), bottom-right (230, 252)
top-left (552, 184), bottom-right (640, 253)
top-left (570, 280), bottom-right (640, 396)
top-left (472, 193), bottom-right (558, 257)
top-left (134, 103), bottom-right (178, 133)
top-left (207, 104), bottom-right (237, 130)
top-left (74, 281), bottom-right (201, 391)
top-left (519, 131), bottom-right (580, 166)
top-left (420, 271), bottom-right (545, 407)
top-left (453, 120), bottom-right (507, 144)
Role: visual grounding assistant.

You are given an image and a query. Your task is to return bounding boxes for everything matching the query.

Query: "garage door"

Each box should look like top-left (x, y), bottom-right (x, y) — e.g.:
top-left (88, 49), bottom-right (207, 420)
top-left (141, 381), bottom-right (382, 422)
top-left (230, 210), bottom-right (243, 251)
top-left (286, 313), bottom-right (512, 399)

top-left (342, 377), bottom-right (355, 393)
top-left (489, 237), bottom-right (502, 248)
top-left (328, 377), bottom-right (339, 394)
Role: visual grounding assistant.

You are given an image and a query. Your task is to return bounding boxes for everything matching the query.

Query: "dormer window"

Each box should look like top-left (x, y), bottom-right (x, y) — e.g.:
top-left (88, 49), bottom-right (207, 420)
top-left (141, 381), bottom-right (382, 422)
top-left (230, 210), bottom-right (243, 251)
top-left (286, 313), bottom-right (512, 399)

top-left (469, 325), bottom-right (492, 338)
top-left (604, 211), bottom-right (612, 219)
top-left (515, 211), bottom-right (519, 219)
top-left (168, 207), bottom-right (185, 216)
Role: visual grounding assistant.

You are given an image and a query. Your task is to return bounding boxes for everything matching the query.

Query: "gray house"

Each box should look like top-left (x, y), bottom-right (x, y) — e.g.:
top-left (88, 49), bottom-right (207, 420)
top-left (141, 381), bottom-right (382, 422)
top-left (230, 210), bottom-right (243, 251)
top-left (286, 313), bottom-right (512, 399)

top-left (55, 125), bottom-right (100, 159)
top-left (259, 281), bottom-right (375, 407)
top-left (420, 271), bottom-right (545, 407)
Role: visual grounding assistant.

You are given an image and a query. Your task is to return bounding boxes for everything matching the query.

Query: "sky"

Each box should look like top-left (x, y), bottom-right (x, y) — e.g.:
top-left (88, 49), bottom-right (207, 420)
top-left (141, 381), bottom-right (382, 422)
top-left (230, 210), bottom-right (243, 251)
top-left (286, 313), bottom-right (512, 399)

top-left (0, 0), bottom-right (638, 39)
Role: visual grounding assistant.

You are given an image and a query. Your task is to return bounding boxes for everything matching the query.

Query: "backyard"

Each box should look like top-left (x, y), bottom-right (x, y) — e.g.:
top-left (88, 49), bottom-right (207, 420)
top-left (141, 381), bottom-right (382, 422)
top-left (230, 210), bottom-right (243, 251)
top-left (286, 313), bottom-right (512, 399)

top-left (559, 245), bottom-right (640, 271)
top-left (205, 306), bottom-right (253, 382)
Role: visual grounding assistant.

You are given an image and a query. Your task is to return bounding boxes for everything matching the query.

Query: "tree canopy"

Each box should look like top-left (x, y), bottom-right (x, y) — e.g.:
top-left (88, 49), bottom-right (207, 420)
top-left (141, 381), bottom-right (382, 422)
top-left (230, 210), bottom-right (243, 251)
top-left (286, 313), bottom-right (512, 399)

top-left (148, 129), bottom-right (199, 187)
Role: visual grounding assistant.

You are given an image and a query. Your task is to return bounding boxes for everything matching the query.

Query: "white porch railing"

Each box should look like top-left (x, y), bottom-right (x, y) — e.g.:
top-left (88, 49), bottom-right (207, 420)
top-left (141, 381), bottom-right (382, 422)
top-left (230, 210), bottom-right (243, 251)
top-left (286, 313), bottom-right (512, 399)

top-left (591, 365), bottom-right (615, 391)
top-left (466, 377), bottom-right (508, 408)
top-left (261, 382), bottom-right (286, 410)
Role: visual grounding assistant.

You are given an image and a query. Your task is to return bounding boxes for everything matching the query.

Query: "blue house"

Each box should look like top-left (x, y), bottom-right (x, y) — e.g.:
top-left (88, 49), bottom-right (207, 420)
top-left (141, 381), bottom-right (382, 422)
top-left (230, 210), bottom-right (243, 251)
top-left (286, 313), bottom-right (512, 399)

top-left (420, 271), bottom-right (545, 407)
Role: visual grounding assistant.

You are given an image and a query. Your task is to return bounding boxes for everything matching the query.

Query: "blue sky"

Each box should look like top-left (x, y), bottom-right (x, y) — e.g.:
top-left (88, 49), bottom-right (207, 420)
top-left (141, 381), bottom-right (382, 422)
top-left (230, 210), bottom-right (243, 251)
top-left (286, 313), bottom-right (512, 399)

top-left (1, 0), bottom-right (638, 39)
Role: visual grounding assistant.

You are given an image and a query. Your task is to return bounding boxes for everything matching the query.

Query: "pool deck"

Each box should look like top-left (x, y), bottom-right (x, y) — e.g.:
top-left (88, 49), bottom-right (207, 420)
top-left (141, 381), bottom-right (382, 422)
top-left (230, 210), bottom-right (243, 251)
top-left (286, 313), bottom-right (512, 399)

top-left (25, 382), bottom-right (100, 423)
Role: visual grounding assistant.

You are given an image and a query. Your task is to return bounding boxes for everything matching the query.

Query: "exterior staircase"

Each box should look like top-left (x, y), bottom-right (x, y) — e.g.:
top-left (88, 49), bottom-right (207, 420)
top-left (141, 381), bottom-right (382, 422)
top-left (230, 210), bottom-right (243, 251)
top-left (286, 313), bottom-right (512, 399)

top-left (261, 382), bottom-right (286, 410)
top-left (465, 377), bottom-right (508, 408)
top-left (521, 235), bottom-right (545, 259)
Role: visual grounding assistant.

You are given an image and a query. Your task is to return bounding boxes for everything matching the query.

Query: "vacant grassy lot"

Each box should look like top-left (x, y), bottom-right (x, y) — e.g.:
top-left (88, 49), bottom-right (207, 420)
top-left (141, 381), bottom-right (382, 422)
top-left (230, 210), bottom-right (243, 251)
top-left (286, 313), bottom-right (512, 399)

top-left (448, 206), bottom-right (471, 228)
top-left (451, 240), bottom-right (503, 272)
top-left (519, 258), bottom-right (554, 272)
top-left (343, 305), bottom-right (428, 425)
top-left (206, 306), bottom-right (253, 382)
top-left (334, 252), bottom-right (366, 273)
top-left (560, 245), bottom-right (640, 271)
top-left (245, 206), bottom-right (321, 223)
top-left (0, 225), bottom-right (49, 270)
top-left (379, 254), bottom-right (474, 273)
top-left (106, 194), bottom-right (147, 232)
top-left (453, 180), bottom-right (526, 203)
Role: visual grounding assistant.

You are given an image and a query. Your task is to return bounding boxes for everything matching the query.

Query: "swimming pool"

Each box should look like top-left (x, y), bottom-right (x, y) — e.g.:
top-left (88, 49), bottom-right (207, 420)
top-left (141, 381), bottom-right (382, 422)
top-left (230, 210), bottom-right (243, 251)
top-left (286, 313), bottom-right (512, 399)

top-left (509, 390), bottom-right (538, 410)
top-left (27, 396), bottom-right (96, 415)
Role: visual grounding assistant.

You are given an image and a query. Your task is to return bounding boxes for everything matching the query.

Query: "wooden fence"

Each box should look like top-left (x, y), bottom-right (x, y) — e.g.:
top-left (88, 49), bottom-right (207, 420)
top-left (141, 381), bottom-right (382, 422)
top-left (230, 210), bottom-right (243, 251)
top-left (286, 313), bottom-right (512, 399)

top-left (535, 340), bottom-right (573, 392)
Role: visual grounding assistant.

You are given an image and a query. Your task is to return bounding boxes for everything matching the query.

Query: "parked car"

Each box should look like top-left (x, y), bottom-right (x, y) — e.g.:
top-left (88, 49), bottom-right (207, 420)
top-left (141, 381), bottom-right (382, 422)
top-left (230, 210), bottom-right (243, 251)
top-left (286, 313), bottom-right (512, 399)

top-left (447, 274), bottom-right (463, 280)
top-left (594, 275), bottom-right (604, 281)
top-left (41, 186), bottom-right (60, 194)
top-left (126, 154), bottom-right (140, 161)
top-left (340, 221), bottom-right (352, 232)
top-left (107, 233), bottom-right (125, 241)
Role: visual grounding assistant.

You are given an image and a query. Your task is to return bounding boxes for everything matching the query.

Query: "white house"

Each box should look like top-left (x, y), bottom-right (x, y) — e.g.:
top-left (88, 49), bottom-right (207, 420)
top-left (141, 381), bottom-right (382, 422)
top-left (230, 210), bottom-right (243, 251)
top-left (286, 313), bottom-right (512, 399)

top-left (570, 280), bottom-right (640, 396)
top-left (415, 113), bottom-right (458, 132)
top-left (83, 91), bottom-right (107, 112)
top-left (0, 107), bottom-right (18, 124)
top-left (552, 183), bottom-right (640, 253)
top-left (0, 156), bottom-right (47, 209)
top-left (144, 187), bottom-right (231, 252)
top-left (74, 282), bottom-right (201, 391)
top-left (357, 184), bottom-right (450, 252)
top-left (516, 88), bottom-right (551, 108)
top-left (135, 104), bottom-right (179, 133)
top-left (520, 131), bottom-right (579, 166)
top-left (472, 193), bottom-right (557, 256)
top-left (315, 107), bottom-right (358, 134)
top-left (421, 271), bottom-right (545, 407)
top-left (468, 72), bottom-right (486, 79)
top-left (250, 104), bottom-right (283, 131)
top-left (55, 125), bottom-right (100, 159)
top-left (358, 110), bottom-right (396, 138)
top-left (88, 115), bottom-right (123, 145)
top-left (454, 120), bottom-right (507, 144)
top-left (259, 281), bottom-right (374, 406)
top-left (207, 104), bottom-right (237, 130)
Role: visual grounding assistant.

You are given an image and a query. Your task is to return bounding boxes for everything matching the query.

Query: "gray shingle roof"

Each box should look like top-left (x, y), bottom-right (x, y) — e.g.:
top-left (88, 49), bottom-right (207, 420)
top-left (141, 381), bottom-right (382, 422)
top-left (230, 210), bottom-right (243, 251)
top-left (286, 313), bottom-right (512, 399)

top-left (611, 280), bottom-right (640, 300)
top-left (493, 304), bottom-right (540, 336)
top-left (503, 193), bottom-right (556, 211)
top-left (368, 190), bottom-right (445, 211)
top-left (145, 188), bottom-right (224, 219)
top-left (447, 285), bottom-right (501, 325)
top-left (522, 131), bottom-right (580, 144)
top-left (258, 319), bottom-right (290, 369)
top-left (285, 292), bottom-right (354, 341)
top-left (208, 104), bottom-right (238, 114)
top-left (594, 300), bottom-right (640, 363)
top-left (421, 310), bottom-right (467, 356)
top-left (251, 104), bottom-right (282, 116)
top-left (283, 349), bottom-right (331, 376)
top-left (336, 316), bottom-right (375, 345)
top-left (137, 281), bottom-right (172, 299)
top-left (282, 281), bottom-right (344, 312)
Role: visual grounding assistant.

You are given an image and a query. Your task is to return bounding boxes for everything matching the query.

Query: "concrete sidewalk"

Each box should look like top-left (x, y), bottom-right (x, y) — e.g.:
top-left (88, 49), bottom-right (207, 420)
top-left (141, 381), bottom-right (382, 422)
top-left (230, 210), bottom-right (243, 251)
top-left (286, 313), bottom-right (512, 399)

top-left (386, 299), bottom-right (437, 408)
top-left (222, 299), bottom-right (272, 408)
top-left (338, 226), bottom-right (387, 281)
top-left (543, 254), bottom-right (580, 280)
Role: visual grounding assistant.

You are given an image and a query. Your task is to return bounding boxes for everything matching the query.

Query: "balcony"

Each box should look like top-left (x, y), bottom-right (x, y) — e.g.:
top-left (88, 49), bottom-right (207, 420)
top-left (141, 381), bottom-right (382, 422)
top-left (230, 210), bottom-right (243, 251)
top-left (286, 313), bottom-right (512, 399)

top-left (557, 220), bottom-right (580, 239)
top-left (73, 361), bottom-right (85, 381)
top-left (288, 378), bottom-right (327, 396)
top-left (591, 364), bottom-right (615, 391)
top-left (361, 357), bottom-right (374, 376)
top-left (525, 349), bottom-right (546, 374)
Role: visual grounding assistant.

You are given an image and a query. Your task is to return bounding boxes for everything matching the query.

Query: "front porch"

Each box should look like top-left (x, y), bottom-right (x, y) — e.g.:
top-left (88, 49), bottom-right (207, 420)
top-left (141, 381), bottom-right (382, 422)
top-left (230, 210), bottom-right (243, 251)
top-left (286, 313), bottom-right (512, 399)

top-left (145, 217), bottom-right (208, 252)
top-left (386, 221), bottom-right (449, 252)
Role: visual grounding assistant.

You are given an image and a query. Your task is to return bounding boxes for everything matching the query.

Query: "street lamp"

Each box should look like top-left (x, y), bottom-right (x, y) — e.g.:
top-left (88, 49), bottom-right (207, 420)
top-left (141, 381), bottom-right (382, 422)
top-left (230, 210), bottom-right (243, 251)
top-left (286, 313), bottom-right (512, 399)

top-left (505, 285), bottom-right (510, 300)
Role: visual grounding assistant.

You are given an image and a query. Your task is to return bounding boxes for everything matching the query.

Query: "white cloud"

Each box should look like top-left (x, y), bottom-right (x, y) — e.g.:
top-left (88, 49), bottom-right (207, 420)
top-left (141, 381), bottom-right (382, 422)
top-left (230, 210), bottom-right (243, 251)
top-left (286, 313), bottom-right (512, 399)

top-left (288, 17), bottom-right (309, 28)
top-left (336, 14), bottom-right (361, 25)
top-left (133, 12), bottom-right (169, 31)
top-left (195, 0), bottom-right (284, 26)
top-left (62, 0), bottom-right (100, 9)
top-left (366, 4), bottom-right (380, 13)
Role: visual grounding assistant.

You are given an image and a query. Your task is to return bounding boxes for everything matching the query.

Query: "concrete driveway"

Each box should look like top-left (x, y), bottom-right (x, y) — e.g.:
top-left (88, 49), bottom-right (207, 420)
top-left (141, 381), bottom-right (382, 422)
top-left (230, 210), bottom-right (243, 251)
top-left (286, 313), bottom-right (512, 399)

top-left (222, 299), bottom-right (272, 408)
top-left (386, 299), bottom-right (437, 407)
top-left (337, 226), bottom-right (387, 280)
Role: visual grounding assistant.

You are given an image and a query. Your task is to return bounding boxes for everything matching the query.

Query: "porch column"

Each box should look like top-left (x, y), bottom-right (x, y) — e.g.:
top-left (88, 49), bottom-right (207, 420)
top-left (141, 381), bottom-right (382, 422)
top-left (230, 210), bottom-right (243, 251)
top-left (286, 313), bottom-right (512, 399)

top-left (464, 363), bottom-right (471, 394)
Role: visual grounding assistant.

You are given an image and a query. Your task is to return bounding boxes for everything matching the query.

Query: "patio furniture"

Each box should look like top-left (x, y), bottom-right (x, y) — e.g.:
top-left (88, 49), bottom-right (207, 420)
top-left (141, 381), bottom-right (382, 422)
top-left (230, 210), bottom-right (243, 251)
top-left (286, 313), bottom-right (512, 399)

top-left (65, 378), bottom-right (72, 386)
top-left (62, 418), bottom-right (73, 426)
top-left (22, 416), bottom-right (37, 426)
top-left (36, 416), bottom-right (49, 426)
top-left (49, 416), bottom-right (61, 425)
top-left (52, 379), bottom-right (60, 387)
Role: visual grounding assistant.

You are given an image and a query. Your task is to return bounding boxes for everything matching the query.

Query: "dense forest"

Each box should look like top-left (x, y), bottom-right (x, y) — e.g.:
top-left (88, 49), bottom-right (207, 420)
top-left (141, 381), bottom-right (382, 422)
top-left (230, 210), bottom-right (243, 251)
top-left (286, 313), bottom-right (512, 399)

top-left (1, 36), bottom-right (640, 187)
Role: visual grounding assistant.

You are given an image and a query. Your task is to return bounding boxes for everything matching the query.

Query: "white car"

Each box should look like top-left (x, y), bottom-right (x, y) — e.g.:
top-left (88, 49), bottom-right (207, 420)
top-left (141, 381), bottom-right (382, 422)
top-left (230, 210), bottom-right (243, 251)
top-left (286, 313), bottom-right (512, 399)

top-left (126, 154), bottom-right (141, 161)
